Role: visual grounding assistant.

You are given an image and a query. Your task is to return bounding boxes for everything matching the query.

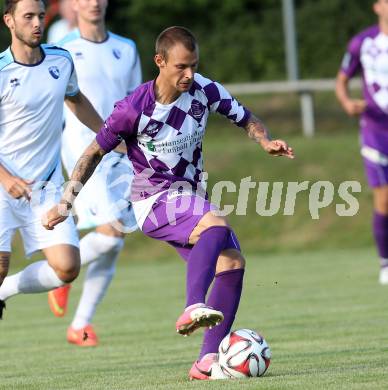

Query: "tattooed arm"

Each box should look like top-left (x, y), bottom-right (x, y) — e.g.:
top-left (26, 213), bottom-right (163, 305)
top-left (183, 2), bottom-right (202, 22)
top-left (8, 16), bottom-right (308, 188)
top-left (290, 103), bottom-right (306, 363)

top-left (42, 140), bottom-right (106, 230)
top-left (244, 114), bottom-right (294, 159)
top-left (244, 114), bottom-right (271, 144)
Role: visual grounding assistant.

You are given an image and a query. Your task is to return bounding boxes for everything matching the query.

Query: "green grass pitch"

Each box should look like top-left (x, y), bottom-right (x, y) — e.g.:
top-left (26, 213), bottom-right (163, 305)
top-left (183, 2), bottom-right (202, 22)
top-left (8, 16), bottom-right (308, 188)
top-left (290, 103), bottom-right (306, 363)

top-left (1, 248), bottom-right (387, 389)
top-left (1, 102), bottom-right (386, 388)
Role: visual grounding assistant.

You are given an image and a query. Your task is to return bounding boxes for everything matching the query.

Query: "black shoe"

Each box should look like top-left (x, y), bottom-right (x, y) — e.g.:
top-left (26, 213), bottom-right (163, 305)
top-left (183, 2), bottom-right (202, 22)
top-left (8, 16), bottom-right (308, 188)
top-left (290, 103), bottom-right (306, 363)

top-left (0, 300), bottom-right (5, 320)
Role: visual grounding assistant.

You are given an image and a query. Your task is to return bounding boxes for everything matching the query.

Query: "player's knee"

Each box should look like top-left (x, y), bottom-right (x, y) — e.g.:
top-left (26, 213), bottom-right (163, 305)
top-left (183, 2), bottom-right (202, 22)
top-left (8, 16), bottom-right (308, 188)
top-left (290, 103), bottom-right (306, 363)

top-left (54, 261), bottom-right (80, 283)
top-left (93, 232), bottom-right (125, 254)
top-left (205, 214), bottom-right (229, 229)
top-left (216, 249), bottom-right (245, 273)
top-left (374, 202), bottom-right (388, 215)
top-left (189, 213), bottom-right (230, 244)
top-left (373, 188), bottom-right (388, 214)
top-left (96, 224), bottom-right (125, 239)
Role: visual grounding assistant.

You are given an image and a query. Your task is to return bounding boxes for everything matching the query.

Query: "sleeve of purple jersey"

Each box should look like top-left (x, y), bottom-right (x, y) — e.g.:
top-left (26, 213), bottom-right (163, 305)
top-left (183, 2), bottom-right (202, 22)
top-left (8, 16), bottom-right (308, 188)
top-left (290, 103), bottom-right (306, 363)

top-left (204, 81), bottom-right (251, 127)
top-left (340, 36), bottom-right (362, 78)
top-left (96, 98), bottom-right (138, 152)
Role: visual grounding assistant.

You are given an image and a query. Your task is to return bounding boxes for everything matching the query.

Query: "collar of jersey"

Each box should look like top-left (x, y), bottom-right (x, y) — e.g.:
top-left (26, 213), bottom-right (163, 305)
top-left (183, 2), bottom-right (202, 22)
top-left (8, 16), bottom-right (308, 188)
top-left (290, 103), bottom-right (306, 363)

top-left (79, 31), bottom-right (110, 44)
top-left (9, 46), bottom-right (46, 67)
top-left (153, 79), bottom-right (185, 108)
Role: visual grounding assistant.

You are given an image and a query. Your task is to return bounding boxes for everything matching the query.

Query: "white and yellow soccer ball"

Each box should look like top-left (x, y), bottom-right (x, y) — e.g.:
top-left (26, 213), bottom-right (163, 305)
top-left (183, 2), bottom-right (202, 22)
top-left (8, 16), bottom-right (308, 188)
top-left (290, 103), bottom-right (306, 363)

top-left (217, 329), bottom-right (271, 379)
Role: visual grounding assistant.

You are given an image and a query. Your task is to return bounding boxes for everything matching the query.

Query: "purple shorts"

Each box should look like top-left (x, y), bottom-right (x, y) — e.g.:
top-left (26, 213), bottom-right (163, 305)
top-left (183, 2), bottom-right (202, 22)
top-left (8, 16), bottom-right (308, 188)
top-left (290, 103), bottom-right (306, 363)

top-left (142, 192), bottom-right (215, 259)
top-left (361, 127), bottom-right (388, 188)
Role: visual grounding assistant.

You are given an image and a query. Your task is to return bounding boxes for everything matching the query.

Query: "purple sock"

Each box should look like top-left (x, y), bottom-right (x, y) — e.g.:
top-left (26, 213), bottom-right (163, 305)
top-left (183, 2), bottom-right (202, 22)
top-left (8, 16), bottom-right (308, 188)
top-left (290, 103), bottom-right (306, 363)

top-left (199, 268), bottom-right (244, 359)
top-left (373, 211), bottom-right (388, 268)
top-left (186, 226), bottom-right (230, 307)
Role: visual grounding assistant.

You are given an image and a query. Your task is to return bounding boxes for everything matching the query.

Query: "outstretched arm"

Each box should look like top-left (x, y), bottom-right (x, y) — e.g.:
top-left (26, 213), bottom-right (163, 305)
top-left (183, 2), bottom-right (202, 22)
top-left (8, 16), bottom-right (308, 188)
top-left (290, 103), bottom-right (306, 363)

top-left (42, 140), bottom-right (106, 230)
top-left (244, 114), bottom-right (294, 159)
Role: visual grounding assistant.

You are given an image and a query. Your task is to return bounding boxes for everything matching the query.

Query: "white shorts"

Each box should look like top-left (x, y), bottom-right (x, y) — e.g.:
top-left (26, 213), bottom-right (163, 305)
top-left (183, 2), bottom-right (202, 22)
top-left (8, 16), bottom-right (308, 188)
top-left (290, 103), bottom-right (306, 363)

top-left (67, 153), bottom-right (138, 233)
top-left (0, 183), bottom-right (79, 257)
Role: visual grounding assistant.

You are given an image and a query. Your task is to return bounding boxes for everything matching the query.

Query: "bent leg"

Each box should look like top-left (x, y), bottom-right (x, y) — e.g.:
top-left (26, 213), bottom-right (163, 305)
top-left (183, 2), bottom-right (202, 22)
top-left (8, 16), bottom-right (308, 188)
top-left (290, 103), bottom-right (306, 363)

top-left (199, 248), bottom-right (246, 359)
top-left (372, 186), bottom-right (388, 269)
top-left (44, 244), bottom-right (80, 283)
top-left (71, 223), bottom-right (124, 330)
top-left (185, 211), bottom-right (231, 307)
top-left (0, 245), bottom-right (79, 301)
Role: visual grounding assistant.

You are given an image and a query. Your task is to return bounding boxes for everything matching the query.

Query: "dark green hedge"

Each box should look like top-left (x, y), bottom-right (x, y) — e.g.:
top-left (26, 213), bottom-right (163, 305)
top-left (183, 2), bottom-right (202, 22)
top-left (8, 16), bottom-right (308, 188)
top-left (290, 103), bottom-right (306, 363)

top-left (0, 0), bottom-right (377, 82)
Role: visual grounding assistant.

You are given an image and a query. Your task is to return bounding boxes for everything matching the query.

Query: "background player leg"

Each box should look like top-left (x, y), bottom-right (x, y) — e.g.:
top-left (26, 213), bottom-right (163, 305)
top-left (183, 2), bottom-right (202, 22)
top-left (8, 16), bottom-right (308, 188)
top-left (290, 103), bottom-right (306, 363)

top-left (66, 224), bottom-right (124, 346)
top-left (372, 186), bottom-right (388, 284)
top-left (0, 251), bottom-right (10, 318)
top-left (0, 244), bottom-right (80, 318)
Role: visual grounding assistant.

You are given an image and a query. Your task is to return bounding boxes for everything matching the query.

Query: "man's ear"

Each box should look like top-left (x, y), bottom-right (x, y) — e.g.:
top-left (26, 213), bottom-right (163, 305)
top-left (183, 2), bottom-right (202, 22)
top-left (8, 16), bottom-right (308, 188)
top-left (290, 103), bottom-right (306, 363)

top-left (373, 1), bottom-right (381, 16)
top-left (3, 13), bottom-right (14, 30)
top-left (154, 53), bottom-right (166, 69)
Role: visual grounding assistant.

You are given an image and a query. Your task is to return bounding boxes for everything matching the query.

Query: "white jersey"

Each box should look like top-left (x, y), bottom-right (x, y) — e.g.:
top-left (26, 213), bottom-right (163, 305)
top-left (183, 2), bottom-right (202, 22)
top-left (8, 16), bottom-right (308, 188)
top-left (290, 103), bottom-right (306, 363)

top-left (59, 30), bottom-right (142, 172)
top-left (0, 45), bottom-right (79, 186)
top-left (47, 19), bottom-right (76, 44)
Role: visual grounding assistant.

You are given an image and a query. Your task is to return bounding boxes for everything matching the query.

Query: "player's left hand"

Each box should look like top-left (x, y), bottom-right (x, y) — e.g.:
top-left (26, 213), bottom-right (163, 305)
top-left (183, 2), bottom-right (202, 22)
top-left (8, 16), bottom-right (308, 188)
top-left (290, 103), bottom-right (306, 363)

top-left (42, 202), bottom-right (72, 230)
top-left (261, 139), bottom-right (294, 159)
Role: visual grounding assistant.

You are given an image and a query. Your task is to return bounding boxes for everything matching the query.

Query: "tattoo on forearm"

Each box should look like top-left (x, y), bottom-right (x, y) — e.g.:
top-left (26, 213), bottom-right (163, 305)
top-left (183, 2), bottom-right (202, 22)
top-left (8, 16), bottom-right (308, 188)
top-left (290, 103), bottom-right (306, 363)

top-left (244, 115), bottom-right (270, 144)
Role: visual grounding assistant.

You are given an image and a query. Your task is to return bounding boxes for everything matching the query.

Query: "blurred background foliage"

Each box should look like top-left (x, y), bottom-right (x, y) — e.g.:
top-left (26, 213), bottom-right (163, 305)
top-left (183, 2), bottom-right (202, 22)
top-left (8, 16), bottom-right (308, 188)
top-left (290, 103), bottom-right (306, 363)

top-left (0, 0), bottom-right (377, 82)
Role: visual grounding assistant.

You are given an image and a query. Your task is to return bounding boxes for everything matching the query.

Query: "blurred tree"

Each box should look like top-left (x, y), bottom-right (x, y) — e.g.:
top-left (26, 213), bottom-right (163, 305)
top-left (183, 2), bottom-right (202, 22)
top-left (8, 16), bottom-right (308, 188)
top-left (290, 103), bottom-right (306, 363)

top-left (0, 0), bottom-right (379, 82)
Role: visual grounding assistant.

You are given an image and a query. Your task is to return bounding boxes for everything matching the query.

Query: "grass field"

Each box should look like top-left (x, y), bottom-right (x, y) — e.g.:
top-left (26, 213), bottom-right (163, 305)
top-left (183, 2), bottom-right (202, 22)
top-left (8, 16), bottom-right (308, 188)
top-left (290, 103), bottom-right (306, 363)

top-left (2, 94), bottom-right (386, 388)
top-left (1, 248), bottom-right (388, 389)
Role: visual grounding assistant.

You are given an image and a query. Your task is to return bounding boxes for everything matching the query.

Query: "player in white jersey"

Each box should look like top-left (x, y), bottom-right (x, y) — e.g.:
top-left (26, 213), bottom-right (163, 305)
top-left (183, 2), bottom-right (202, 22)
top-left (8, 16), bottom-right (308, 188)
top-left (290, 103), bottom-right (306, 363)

top-left (44, 26), bottom-right (294, 380)
top-left (47, 0), bottom-right (77, 43)
top-left (0, 0), bottom-right (104, 321)
top-left (46, 0), bottom-right (142, 347)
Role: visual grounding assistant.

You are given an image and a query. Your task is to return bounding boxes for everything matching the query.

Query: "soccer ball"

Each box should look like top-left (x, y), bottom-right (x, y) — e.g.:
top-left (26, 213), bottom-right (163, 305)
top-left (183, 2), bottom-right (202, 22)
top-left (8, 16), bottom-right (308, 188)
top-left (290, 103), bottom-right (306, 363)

top-left (218, 329), bottom-right (271, 379)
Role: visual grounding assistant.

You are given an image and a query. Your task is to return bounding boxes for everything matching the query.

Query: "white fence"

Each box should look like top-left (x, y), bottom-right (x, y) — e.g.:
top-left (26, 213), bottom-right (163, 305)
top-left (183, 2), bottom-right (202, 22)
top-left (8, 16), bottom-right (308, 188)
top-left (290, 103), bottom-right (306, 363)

top-left (224, 78), bottom-right (361, 137)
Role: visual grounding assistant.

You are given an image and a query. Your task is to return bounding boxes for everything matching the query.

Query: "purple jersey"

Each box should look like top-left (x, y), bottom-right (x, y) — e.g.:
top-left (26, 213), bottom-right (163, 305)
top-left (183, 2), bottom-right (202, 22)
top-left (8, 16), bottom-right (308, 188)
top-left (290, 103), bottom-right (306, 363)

top-left (341, 25), bottom-right (388, 132)
top-left (96, 73), bottom-right (250, 201)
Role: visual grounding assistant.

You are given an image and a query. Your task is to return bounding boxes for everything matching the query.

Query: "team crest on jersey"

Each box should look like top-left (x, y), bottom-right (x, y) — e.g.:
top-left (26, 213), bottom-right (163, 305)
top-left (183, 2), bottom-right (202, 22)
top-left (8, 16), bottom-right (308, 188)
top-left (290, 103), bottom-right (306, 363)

top-left (10, 78), bottom-right (20, 88)
top-left (48, 66), bottom-right (60, 79)
top-left (113, 48), bottom-right (121, 59)
top-left (144, 120), bottom-right (163, 136)
top-left (189, 99), bottom-right (205, 122)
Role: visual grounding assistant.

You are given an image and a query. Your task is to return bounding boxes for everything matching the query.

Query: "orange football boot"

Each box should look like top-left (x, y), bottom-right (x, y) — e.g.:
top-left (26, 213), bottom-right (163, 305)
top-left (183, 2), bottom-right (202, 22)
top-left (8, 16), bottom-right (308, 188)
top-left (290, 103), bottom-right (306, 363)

top-left (67, 324), bottom-right (98, 347)
top-left (48, 284), bottom-right (71, 317)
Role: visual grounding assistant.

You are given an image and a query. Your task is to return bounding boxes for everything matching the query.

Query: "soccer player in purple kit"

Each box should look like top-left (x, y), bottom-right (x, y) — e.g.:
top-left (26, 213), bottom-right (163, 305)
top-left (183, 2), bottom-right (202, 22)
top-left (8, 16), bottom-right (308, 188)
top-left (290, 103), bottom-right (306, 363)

top-left (336, 0), bottom-right (388, 285)
top-left (43, 26), bottom-right (294, 380)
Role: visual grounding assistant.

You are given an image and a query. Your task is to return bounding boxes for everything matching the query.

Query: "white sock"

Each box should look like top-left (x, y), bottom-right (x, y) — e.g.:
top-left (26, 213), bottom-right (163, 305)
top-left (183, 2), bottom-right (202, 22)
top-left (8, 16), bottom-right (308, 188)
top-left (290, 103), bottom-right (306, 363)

top-left (71, 235), bottom-right (123, 329)
top-left (0, 260), bottom-right (63, 301)
top-left (80, 232), bottom-right (123, 266)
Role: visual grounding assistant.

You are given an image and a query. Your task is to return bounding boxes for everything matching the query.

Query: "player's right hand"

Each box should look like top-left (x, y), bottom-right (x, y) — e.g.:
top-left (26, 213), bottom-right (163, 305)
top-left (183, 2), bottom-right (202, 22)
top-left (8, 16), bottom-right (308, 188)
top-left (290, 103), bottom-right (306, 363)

top-left (343, 99), bottom-right (367, 116)
top-left (42, 202), bottom-right (71, 230)
top-left (3, 176), bottom-right (33, 200)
